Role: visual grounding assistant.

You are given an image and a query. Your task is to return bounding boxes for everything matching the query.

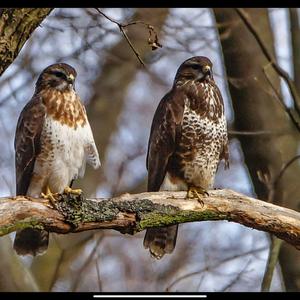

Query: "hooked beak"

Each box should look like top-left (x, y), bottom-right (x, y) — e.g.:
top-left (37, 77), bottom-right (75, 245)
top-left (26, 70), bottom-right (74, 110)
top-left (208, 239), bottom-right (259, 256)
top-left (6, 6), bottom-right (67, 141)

top-left (202, 65), bottom-right (212, 78)
top-left (67, 74), bottom-right (75, 85)
top-left (195, 65), bottom-right (212, 82)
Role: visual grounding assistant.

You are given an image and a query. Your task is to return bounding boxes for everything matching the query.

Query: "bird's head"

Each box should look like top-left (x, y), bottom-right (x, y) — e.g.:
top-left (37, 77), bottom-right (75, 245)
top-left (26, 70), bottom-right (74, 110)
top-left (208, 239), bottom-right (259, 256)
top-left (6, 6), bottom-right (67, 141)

top-left (174, 56), bottom-right (213, 86)
top-left (36, 63), bottom-right (77, 92)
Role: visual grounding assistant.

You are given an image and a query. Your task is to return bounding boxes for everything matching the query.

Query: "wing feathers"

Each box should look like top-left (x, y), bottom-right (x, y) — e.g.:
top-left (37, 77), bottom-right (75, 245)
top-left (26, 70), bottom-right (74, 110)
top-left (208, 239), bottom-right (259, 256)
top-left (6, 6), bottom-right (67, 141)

top-left (15, 96), bottom-right (46, 195)
top-left (146, 90), bottom-right (184, 192)
top-left (85, 142), bottom-right (101, 169)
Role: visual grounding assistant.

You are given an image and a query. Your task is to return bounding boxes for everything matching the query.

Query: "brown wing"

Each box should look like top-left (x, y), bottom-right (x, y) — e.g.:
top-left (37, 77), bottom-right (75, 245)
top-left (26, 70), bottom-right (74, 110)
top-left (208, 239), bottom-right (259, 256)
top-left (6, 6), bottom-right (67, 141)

top-left (214, 84), bottom-right (230, 169)
top-left (15, 95), bottom-right (46, 195)
top-left (146, 89), bottom-right (184, 192)
top-left (220, 139), bottom-right (230, 169)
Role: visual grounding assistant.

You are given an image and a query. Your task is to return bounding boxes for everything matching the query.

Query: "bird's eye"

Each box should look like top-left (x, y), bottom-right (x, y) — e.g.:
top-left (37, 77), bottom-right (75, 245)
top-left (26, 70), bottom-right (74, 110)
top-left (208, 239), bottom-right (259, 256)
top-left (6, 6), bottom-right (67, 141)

top-left (190, 64), bottom-right (201, 70)
top-left (51, 71), bottom-right (66, 78)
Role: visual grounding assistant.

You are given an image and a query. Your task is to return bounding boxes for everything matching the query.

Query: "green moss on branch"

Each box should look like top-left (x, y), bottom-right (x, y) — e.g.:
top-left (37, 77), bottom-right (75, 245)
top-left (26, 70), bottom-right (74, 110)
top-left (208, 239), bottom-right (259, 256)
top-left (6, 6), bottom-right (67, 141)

top-left (0, 218), bottom-right (44, 236)
top-left (138, 210), bottom-right (229, 231)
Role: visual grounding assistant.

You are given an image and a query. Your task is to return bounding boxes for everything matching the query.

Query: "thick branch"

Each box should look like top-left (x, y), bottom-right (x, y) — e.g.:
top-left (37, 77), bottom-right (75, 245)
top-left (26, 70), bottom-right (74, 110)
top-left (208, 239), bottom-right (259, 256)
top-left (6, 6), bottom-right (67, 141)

top-left (0, 189), bottom-right (299, 249)
top-left (0, 8), bottom-right (53, 76)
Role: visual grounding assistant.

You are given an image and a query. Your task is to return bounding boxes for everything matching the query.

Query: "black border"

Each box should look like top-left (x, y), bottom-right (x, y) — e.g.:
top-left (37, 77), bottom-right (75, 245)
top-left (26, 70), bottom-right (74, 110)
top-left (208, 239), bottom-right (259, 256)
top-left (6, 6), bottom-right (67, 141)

top-left (1, 1), bottom-right (300, 8)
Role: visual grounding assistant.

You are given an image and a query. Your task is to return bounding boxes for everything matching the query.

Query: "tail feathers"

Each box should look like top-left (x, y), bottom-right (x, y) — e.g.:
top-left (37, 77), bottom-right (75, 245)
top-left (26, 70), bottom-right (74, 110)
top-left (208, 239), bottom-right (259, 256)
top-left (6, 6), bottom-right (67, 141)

top-left (13, 228), bottom-right (49, 256)
top-left (143, 225), bottom-right (178, 259)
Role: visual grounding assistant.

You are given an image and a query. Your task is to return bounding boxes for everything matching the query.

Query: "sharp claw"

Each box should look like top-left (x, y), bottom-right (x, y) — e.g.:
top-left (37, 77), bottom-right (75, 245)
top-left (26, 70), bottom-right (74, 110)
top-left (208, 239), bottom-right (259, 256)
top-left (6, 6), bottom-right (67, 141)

top-left (186, 186), bottom-right (208, 207)
top-left (41, 189), bottom-right (57, 207)
top-left (64, 186), bottom-right (82, 195)
top-left (197, 198), bottom-right (205, 207)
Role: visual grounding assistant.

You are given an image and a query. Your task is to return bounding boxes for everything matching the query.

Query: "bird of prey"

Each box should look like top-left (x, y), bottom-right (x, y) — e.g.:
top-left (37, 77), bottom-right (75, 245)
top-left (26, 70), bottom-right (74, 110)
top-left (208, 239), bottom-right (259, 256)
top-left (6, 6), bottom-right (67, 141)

top-left (14, 63), bottom-right (101, 256)
top-left (143, 56), bottom-right (229, 259)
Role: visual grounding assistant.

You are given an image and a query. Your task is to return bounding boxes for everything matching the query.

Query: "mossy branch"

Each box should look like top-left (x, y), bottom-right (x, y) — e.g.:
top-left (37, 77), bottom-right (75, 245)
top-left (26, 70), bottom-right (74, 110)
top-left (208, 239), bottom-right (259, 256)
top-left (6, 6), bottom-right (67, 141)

top-left (0, 189), bottom-right (299, 249)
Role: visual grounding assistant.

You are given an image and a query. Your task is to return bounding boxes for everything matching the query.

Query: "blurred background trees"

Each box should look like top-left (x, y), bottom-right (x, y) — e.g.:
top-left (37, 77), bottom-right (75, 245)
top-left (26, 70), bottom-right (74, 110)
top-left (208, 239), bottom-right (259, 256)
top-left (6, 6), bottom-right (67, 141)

top-left (0, 7), bottom-right (299, 292)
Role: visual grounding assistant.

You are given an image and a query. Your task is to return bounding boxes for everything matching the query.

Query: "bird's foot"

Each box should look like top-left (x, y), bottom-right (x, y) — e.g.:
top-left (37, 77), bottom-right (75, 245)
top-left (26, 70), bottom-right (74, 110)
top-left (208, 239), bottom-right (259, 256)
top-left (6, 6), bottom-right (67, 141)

top-left (41, 188), bottom-right (58, 207)
top-left (63, 186), bottom-right (82, 195)
top-left (186, 186), bottom-right (209, 207)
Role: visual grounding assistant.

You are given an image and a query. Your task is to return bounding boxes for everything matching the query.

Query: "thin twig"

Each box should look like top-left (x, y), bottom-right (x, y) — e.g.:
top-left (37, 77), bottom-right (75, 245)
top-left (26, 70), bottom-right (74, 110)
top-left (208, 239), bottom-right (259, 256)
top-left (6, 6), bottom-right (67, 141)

top-left (221, 259), bottom-right (252, 291)
top-left (261, 236), bottom-right (283, 291)
top-left (262, 64), bottom-right (300, 133)
top-left (71, 234), bottom-right (103, 292)
top-left (235, 8), bottom-right (300, 121)
top-left (95, 8), bottom-right (149, 68)
top-left (228, 129), bottom-right (283, 136)
top-left (48, 249), bottom-right (66, 291)
top-left (257, 155), bottom-right (300, 292)
top-left (167, 246), bottom-right (267, 291)
top-left (95, 254), bottom-right (102, 292)
top-left (273, 155), bottom-right (300, 188)
top-left (48, 234), bottom-right (95, 291)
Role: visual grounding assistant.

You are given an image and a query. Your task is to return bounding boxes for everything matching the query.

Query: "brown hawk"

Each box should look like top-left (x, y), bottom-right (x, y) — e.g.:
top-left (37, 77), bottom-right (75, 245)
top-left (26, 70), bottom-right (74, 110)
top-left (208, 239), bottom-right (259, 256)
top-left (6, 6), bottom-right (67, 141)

top-left (143, 56), bottom-right (229, 259)
top-left (14, 63), bottom-right (100, 256)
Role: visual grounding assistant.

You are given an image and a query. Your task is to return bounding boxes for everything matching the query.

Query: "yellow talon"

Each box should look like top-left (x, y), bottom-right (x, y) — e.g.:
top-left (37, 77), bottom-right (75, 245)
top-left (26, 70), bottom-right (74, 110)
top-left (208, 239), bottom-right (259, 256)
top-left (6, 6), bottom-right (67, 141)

top-left (64, 186), bottom-right (82, 195)
top-left (186, 186), bottom-right (208, 207)
top-left (41, 186), bottom-right (58, 206)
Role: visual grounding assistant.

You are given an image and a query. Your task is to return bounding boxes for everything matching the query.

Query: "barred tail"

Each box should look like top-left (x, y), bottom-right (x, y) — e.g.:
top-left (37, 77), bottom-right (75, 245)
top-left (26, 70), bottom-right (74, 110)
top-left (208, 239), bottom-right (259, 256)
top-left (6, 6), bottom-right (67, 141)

top-left (13, 228), bottom-right (49, 256)
top-left (143, 225), bottom-right (178, 259)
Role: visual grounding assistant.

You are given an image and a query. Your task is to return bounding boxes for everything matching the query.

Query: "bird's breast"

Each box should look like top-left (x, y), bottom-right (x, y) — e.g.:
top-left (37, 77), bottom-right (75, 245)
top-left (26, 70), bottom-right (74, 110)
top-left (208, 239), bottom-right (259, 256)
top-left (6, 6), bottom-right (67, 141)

top-left (173, 99), bottom-right (227, 188)
top-left (41, 89), bottom-right (87, 128)
top-left (37, 116), bottom-right (89, 181)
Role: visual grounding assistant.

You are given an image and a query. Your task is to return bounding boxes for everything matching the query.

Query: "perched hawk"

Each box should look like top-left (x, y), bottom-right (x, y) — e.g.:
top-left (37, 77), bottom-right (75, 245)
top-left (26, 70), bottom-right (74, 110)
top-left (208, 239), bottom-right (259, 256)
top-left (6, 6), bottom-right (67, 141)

top-left (143, 56), bottom-right (229, 259)
top-left (14, 63), bottom-right (100, 256)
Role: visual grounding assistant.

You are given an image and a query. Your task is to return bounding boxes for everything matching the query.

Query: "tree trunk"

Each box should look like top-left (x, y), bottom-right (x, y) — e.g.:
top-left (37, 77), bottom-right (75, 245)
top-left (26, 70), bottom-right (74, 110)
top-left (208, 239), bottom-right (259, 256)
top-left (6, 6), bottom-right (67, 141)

top-left (213, 8), bottom-right (300, 291)
top-left (0, 8), bottom-right (53, 76)
top-left (289, 8), bottom-right (300, 93)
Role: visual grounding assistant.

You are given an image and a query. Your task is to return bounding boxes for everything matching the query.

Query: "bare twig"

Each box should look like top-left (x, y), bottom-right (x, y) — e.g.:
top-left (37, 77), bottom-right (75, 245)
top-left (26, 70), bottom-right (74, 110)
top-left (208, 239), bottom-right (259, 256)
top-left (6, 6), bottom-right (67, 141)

top-left (95, 253), bottom-right (102, 292)
top-left (71, 234), bottom-right (103, 292)
top-left (221, 259), bottom-right (252, 291)
top-left (167, 246), bottom-right (266, 291)
top-left (235, 8), bottom-right (300, 119)
top-left (261, 236), bottom-right (283, 291)
top-left (228, 129), bottom-right (284, 136)
top-left (273, 155), bottom-right (300, 189)
top-left (94, 8), bottom-right (162, 68)
top-left (48, 233), bottom-right (94, 291)
top-left (262, 64), bottom-right (300, 133)
top-left (257, 155), bottom-right (300, 292)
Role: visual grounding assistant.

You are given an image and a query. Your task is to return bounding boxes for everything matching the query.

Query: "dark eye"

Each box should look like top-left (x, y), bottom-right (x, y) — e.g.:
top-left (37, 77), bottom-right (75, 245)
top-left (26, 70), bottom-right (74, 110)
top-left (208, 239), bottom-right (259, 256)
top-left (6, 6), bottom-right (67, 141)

top-left (190, 64), bottom-right (201, 70)
top-left (51, 71), bottom-right (66, 78)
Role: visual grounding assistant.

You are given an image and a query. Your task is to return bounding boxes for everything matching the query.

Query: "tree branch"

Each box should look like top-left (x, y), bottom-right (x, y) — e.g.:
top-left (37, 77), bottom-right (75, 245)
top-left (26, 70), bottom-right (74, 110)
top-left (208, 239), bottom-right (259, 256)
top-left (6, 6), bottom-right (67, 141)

top-left (0, 8), bottom-right (53, 76)
top-left (94, 8), bottom-right (162, 68)
top-left (261, 236), bottom-right (283, 291)
top-left (235, 8), bottom-right (300, 119)
top-left (1, 189), bottom-right (300, 249)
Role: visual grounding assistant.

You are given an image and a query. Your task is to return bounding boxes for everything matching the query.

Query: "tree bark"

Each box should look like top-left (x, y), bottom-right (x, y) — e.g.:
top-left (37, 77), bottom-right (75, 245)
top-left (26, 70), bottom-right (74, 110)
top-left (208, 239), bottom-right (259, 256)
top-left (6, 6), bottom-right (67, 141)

top-left (213, 8), bottom-right (300, 291)
top-left (1, 190), bottom-right (300, 248)
top-left (0, 8), bottom-right (53, 76)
